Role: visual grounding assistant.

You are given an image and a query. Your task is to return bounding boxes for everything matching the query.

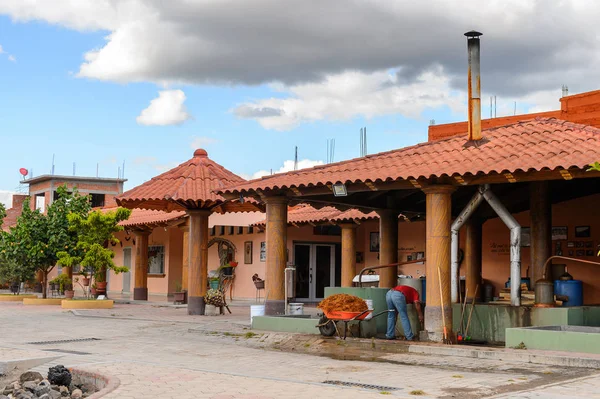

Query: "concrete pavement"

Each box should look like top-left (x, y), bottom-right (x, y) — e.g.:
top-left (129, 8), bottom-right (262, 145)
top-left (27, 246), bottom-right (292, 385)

top-left (0, 302), bottom-right (598, 398)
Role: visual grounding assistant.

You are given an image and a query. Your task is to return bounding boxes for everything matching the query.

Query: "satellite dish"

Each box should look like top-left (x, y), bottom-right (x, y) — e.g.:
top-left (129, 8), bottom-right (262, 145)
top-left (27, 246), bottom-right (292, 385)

top-left (19, 168), bottom-right (28, 177)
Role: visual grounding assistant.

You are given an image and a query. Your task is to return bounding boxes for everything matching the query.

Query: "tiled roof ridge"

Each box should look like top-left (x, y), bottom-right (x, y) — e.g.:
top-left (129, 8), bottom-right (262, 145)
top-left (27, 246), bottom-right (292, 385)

top-left (219, 116), bottom-right (600, 194)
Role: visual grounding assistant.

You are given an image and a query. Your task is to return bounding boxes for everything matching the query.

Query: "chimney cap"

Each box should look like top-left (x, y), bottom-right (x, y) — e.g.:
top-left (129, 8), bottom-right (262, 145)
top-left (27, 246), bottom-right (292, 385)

top-left (464, 30), bottom-right (483, 38)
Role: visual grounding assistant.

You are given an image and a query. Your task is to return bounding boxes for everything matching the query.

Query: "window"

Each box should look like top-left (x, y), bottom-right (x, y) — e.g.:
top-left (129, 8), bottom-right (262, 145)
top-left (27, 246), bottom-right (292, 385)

top-left (90, 193), bottom-right (105, 208)
top-left (148, 246), bottom-right (165, 274)
top-left (35, 195), bottom-right (45, 212)
top-left (228, 226), bottom-right (234, 235)
top-left (248, 226), bottom-right (254, 234)
top-left (210, 227), bottom-right (216, 236)
top-left (219, 226), bottom-right (225, 236)
top-left (237, 226), bottom-right (244, 235)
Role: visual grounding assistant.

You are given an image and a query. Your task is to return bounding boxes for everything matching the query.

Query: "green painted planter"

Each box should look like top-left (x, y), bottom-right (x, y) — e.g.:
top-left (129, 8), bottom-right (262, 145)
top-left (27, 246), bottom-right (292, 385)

top-left (209, 280), bottom-right (219, 290)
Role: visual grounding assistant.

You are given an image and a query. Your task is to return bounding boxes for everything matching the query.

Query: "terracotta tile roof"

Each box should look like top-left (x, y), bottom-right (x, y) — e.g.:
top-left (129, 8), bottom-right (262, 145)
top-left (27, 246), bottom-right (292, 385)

top-left (116, 149), bottom-right (250, 212)
top-left (253, 204), bottom-right (381, 226)
top-left (118, 208), bottom-right (187, 228)
top-left (221, 118), bottom-right (600, 195)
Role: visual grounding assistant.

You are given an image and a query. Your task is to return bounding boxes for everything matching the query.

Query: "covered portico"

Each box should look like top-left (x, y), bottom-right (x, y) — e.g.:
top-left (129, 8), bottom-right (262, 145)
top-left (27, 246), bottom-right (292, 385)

top-left (220, 118), bottom-right (600, 341)
top-left (116, 149), bottom-right (263, 315)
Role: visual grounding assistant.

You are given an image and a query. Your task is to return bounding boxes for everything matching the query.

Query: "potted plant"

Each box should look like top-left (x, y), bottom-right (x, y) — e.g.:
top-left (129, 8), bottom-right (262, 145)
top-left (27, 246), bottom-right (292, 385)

top-left (50, 274), bottom-right (73, 297)
top-left (221, 261), bottom-right (238, 276)
top-left (90, 283), bottom-right (97, 297)
top-left (173, 282), bottom-right (187, 304)
top-left (209, 276), bottom-right (220, 290)
top-left (10, 280), bottom-right (20, 295)
top-left (82, 277), bottom-right (90, 287)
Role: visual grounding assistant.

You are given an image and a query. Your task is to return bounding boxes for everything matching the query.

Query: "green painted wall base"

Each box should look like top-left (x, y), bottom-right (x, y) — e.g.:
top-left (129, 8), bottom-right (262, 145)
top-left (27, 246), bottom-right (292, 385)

top-left (452, 304), bottom-right (600, 344)
top-left (506, 326), bottom-right (600, 354)
top-left (252, 315), bottom-right (320, 334)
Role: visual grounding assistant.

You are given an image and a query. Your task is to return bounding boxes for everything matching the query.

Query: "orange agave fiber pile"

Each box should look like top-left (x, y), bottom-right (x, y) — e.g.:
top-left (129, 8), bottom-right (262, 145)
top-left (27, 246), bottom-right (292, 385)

top-left (317, 294), bottom-right (368, 314)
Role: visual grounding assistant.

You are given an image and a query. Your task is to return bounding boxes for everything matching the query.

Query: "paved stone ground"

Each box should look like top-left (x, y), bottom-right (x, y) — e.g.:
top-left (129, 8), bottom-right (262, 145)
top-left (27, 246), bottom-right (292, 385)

top-left (0, 302), bottom-right (598, 398)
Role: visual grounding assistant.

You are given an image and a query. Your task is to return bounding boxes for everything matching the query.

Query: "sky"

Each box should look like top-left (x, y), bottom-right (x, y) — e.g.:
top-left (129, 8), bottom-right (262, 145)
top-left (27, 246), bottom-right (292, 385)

top-left (1, 1), bottom-right (599, 204)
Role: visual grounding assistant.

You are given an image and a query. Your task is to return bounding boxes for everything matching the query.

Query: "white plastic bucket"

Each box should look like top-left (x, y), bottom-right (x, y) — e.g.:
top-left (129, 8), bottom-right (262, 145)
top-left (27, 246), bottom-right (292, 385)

top-left (250, 305), bottom-right (265, 325)
top-left (364, 299), bottom-right (374, 320)
top-left (287, 303), bottom-right (304, 315)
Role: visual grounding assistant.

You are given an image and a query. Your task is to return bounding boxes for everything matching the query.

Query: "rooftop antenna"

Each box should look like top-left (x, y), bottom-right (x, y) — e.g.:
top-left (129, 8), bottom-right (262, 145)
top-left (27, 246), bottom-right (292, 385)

top-left (514, 101), bottom-right (517, 116)
top-left (73, 162), bottom-right (76, 176)
top-left (327, 138), bottom-right (335, 163)
top-left (562, 85), bottom-right (569, 97)
top-left (359, 127), bottom-right (368, 157)
top-left (294, 146), bottom-right (298, 171)
top-left (51, 154), bottom-right (55, 175)
top-left (490, 97), bottom-right (493, 119)
top-left (364, 127), bottom-right (367, 155)
top-left (96, 163), bottom-right (99, 178)
top-left (122, 160), bottom-right (125, 179)
top-left (429, 119), bottom-right (436, 126)
top-left (494, 95), bottom-right (497, 118)
top-left (118, 166), bottom-right (121, 179)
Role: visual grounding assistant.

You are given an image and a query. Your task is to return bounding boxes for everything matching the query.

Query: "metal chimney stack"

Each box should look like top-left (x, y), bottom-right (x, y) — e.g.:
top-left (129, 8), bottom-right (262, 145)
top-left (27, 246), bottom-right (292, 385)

top-left (465, 30), bottom-right (483, 141)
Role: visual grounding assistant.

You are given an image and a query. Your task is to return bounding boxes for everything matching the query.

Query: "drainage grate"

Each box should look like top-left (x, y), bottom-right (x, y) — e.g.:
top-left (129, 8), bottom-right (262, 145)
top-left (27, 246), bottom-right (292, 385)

top-left (43, 349), bottom-right (92, 355)
top-left (28, 338), bottom-right (100, 345)
top-left (323, 380), bottom-right (400, 391)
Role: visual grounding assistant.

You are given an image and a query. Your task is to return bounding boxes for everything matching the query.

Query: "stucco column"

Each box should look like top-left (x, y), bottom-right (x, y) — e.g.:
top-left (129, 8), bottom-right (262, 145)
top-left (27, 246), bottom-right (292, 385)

top-left (187, 209), bottom-right (211, 315)
top-left (530, 181), bottom-right (551, 285)
top-left (61, 266), bottom-right (73, 280)
top-left (180, 224), bottom-right (189, 291)
top-left (465, 219), bottom-right (482, 302)
top-left (423, 185), bottom-right (454, 342)
top-left (133, 231), bottom-right (150, 300)
top-left (340, 223), bottom-right (358, 287)
top-left (377, 210), bottom-right (399, 288)
top-left (264, 196), bottom-right (288, 315)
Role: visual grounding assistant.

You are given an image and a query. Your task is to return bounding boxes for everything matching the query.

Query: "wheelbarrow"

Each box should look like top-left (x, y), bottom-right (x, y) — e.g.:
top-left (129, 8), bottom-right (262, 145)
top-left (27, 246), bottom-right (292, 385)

top-left (316, 309), bottom-right (393, 340)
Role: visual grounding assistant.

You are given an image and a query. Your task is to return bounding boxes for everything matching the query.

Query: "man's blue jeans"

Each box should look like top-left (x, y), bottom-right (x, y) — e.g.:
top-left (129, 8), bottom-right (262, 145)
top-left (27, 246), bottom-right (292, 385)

top-left (386, 290), bottom-right (414, 340)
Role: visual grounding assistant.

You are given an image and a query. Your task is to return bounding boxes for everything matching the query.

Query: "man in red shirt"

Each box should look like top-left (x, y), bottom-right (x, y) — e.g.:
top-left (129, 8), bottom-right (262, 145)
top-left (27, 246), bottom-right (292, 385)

top-left (386, 285), bottom-right (424, 340)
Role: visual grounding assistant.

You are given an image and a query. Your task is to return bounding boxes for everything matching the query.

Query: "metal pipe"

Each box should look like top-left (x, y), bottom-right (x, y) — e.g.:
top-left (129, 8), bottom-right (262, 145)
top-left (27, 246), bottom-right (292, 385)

top-left (450, 186), bottom-right (486, 303)
top-left (481, 188), bottom-right (522, 306)
top-left (358, 259), bottom-right (426, 288)
top-left (465, 31), bottom-right (483, 141)
top-left (542, 256), bottom-right (600, 280)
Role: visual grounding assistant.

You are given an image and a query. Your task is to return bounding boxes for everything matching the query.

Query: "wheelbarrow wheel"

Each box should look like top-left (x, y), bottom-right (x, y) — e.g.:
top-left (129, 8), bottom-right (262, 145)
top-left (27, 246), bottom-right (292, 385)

top-left (318, 315), bottom-right (336, 337)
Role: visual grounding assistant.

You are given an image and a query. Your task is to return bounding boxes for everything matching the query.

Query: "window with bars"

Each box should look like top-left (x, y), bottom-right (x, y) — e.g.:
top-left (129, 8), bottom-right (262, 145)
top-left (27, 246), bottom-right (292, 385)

top-left (148, 245), bottom-right (165, 274)
top-left (237, 226), bottom-right (244, 235)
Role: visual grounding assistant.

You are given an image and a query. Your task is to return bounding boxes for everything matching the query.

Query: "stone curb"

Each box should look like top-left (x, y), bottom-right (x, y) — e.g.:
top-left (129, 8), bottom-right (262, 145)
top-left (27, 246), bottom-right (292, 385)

top-left (407, 344), bottom-right (600, 369)
top-left (69, 368), bottom-right (120, 399)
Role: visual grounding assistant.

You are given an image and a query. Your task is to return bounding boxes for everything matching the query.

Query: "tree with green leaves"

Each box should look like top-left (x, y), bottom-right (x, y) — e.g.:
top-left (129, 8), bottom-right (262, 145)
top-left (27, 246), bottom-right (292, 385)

top-left (57, 208), bottom-right (131, 292)
top-left (0, 186), bottom-right (91, 298)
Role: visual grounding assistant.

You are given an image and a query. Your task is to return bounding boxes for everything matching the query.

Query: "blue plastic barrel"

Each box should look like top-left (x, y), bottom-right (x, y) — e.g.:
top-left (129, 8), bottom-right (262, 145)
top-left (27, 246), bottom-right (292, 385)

top-left (420, 278), bottom-right (426, 303)
top-left (554, 280), bottom-right (583, 307)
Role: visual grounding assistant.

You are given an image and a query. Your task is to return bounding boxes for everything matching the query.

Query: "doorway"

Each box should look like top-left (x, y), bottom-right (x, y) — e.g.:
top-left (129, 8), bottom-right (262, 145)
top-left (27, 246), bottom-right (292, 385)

top-left (294, 243), bottom-right (338, 302)
top-left (122, 248), bottom-right (132, 293)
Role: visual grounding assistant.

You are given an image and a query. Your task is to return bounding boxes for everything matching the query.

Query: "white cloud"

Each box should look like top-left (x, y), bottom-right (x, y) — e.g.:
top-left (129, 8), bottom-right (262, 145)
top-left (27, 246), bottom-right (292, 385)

top-left (0, 45), bottom-right (4, 54)
top-left (8, 55), bottom-right (16, 62)
top-left (250, 159), bottom-right (324, 180)
top-left (133, 156), bottom-right (157, 165)
top-left (154, 162), bottom-right (179, 173)
top-left (190, 136), bottom-right (217, 150)
top-left (3, 1), bottom-right (600, 128)
top-left (234, 67), bottom-right (465, 131)
top-left (136, 90), bottom-right (191, 126)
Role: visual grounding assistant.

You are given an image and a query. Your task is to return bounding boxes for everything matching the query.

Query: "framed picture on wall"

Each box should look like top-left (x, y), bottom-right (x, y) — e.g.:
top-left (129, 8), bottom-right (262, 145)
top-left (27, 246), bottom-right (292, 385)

top-left (520, 227), bottom-right (531, 247)
top-left (370, 232), bottom-right (379, 252)
top-left (552, 226), bottom-right (568, 241)
top-left (244, 241), bottom-right (253, 264)
top-left (567, 241), bottom-right (575, 248)
top-left (575, 226), bottom-right (591, 238)
top-left (355, 252), bottom-right (364, 264)
top-left (260, 242), bottom-right (266, 262)
top-left (586, 250), bottom-right (595, 257)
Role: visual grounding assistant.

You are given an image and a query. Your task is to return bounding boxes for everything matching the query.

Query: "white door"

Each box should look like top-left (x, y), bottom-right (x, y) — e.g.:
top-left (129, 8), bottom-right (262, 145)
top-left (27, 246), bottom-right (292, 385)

top-left (294, 243), bottom-right (335, 302)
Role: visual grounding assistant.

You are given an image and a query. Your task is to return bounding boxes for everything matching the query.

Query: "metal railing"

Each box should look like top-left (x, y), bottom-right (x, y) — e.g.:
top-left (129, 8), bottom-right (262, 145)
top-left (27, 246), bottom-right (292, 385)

top-left (357, 258), bottom-right (426, 287)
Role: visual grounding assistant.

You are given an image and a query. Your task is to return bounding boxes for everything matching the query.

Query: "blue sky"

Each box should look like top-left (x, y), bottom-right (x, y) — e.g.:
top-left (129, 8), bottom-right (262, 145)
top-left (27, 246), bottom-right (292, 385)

top-left (1, 1), bottom-right (594, 200)
top-left (0, 15), bottom-right (455, 195)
